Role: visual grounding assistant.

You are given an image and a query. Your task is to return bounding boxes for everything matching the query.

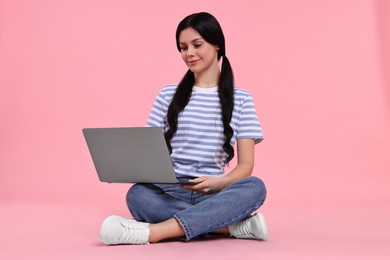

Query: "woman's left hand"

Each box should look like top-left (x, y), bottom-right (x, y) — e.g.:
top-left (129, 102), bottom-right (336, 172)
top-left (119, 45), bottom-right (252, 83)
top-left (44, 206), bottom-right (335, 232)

top-left (181, 176), bottom-right (230, 194)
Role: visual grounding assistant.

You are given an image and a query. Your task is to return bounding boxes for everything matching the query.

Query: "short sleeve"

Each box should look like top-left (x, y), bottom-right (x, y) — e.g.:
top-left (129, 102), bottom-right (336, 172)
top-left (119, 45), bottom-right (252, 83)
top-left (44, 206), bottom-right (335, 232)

top-left (146, 89), bottom-right (170, 129)
top-left (236, 93), bottom-right (264, 144)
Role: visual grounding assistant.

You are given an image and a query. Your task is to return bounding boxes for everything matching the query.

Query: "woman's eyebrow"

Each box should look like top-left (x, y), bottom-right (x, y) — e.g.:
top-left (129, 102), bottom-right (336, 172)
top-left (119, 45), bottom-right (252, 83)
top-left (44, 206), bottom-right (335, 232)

top-left (179, 37), bottom-right (204, 45)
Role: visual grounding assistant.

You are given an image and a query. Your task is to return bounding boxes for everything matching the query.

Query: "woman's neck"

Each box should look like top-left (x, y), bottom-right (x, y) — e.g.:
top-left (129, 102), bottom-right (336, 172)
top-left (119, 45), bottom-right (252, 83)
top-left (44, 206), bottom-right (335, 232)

top-left (194, 65), bottom-right (220, 88)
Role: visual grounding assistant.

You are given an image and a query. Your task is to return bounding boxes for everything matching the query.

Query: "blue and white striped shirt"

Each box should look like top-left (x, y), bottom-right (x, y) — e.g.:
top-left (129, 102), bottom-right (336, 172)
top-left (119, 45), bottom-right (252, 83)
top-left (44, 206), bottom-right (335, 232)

top-left (146, 85), bottom-right (263, 177)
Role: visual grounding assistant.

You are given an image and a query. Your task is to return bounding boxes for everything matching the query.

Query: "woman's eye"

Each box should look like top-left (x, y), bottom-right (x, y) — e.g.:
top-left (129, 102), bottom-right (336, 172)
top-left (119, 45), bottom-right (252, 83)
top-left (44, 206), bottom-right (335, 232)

top-left (194, 44), bottom-right (202, 48)
top-left (180, 46), bottom-right (188, 51)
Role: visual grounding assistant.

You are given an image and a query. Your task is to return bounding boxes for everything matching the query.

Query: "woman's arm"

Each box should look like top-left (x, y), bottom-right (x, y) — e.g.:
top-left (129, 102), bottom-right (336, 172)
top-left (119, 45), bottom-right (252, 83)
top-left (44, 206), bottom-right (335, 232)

top-left (181, 138), bottom-right (255, 194)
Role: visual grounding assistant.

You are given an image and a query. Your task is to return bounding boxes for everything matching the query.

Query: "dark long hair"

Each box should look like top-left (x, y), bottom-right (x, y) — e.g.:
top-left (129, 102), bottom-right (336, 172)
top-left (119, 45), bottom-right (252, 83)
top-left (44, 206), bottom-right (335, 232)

top-left (165, 12), bottom-right (235, 164)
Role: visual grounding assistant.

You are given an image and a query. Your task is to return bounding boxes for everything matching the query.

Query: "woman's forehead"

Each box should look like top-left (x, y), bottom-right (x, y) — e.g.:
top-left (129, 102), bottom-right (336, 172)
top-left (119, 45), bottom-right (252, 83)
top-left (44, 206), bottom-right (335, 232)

top-left (179, 28), bottom-right (203, 43)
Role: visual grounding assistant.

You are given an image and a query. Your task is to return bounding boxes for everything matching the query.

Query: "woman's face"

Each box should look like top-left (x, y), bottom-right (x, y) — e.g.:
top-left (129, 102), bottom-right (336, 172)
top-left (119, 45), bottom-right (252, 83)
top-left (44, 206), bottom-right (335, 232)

top-left (178, 28), bottom-right (219, 76)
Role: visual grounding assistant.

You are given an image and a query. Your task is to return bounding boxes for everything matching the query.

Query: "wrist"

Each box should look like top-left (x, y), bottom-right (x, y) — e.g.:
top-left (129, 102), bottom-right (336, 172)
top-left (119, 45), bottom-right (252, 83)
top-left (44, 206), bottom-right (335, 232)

top-left (221, 174), bottom-right (236, 188)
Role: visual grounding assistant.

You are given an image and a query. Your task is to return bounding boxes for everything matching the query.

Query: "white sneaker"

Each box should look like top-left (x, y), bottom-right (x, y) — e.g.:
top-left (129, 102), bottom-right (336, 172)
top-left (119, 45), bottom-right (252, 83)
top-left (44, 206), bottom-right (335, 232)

top-left (99, 215), bottom-right (150, 245)
top-left (228, 213), bottom-right (268, 240)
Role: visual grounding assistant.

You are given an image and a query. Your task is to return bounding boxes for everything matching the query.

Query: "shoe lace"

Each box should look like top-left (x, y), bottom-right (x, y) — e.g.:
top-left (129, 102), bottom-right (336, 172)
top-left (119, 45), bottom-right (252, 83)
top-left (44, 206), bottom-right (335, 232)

top-left (234, 219), bottom-right (254, 238)
top-left (118, 221), bottom-right (147, 244)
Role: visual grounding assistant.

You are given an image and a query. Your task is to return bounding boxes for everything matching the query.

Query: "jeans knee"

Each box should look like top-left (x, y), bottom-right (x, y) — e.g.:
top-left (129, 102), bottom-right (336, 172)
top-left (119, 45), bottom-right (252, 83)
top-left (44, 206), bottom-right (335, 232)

top-left (126, 184), bottom-right (147, 219)
top-left (245, 176), bottom-right (267, 205)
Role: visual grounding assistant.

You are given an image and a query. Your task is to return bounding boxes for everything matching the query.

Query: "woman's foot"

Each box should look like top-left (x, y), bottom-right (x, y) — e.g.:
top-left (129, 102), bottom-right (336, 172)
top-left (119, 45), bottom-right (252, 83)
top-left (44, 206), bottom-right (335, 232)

top-left (228, 213), bottom-right (269, 240)
top-left (99, 215), bottom-right (150, 245)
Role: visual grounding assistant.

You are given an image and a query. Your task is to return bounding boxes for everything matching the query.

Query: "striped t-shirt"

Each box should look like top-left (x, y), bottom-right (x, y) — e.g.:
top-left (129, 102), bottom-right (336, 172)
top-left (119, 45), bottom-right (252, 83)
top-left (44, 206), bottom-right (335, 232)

top-left (146, 85), bottom-right (263, 178)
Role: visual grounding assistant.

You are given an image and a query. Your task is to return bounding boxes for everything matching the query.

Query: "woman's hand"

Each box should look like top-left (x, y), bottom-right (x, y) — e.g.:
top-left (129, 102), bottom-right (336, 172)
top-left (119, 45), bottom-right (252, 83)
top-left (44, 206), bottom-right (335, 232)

top-left (181, 139), bottom-right (256, 194)
top-left (181, 176), bottom-right (230, 194)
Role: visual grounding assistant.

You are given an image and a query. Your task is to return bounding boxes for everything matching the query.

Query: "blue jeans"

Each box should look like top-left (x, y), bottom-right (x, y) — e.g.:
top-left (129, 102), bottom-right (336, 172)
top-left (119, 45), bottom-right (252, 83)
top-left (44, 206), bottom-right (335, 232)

top-left (126, 176), bottom-right (267, 240)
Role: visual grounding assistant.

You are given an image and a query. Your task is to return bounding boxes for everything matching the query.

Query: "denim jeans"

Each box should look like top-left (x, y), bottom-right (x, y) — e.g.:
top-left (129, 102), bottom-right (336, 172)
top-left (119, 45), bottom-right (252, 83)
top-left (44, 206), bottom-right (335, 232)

top-left (126, 176), bottom-right (267, 240)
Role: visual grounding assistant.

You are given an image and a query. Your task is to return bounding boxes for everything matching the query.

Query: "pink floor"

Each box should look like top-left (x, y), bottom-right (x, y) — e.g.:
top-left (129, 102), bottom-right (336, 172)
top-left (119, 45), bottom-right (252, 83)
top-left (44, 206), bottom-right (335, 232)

top-left (1, 200), bottom-right (388, 259)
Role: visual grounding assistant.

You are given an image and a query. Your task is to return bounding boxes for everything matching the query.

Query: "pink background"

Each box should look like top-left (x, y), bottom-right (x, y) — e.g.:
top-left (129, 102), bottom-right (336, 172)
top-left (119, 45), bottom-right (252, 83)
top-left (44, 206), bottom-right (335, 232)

top-left (1, 0), bottom-right (389, 259)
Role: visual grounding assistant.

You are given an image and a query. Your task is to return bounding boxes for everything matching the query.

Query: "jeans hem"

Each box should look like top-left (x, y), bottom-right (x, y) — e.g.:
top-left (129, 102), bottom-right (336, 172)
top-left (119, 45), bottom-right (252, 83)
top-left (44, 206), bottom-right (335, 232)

top-left (173, 213), bottom-right (192, 240)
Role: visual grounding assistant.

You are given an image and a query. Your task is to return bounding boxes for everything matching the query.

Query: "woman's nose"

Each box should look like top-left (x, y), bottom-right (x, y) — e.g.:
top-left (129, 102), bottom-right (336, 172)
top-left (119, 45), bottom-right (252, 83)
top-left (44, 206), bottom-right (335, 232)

top-left (187, 46), bottom-right (195, 56)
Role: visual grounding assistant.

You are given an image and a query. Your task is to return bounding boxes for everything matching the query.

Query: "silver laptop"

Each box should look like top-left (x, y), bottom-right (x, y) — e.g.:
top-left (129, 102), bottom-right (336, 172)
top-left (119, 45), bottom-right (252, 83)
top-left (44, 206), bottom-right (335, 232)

top-left (83, 127), bottom-right (192, 184)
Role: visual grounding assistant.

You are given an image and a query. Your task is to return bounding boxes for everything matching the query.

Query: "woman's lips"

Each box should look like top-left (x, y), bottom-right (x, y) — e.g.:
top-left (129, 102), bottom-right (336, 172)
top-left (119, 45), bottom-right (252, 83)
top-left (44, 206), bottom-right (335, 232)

top-left (188, 60), bottom-right (199, 66)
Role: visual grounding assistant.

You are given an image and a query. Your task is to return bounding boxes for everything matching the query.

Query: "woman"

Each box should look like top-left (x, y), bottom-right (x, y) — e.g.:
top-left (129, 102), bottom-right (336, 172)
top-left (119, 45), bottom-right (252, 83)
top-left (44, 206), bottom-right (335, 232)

top-left (100, 12), bottom-right (268, 245)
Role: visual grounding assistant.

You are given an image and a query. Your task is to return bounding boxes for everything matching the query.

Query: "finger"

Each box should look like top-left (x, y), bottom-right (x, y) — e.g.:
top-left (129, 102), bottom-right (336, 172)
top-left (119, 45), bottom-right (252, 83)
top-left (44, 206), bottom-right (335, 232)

top-left (180, 183), bottom-right (201, 189)
top-left (182, 182), bottom-right (205, 191)
top-left (189, 177), bottom-right (204, 183)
